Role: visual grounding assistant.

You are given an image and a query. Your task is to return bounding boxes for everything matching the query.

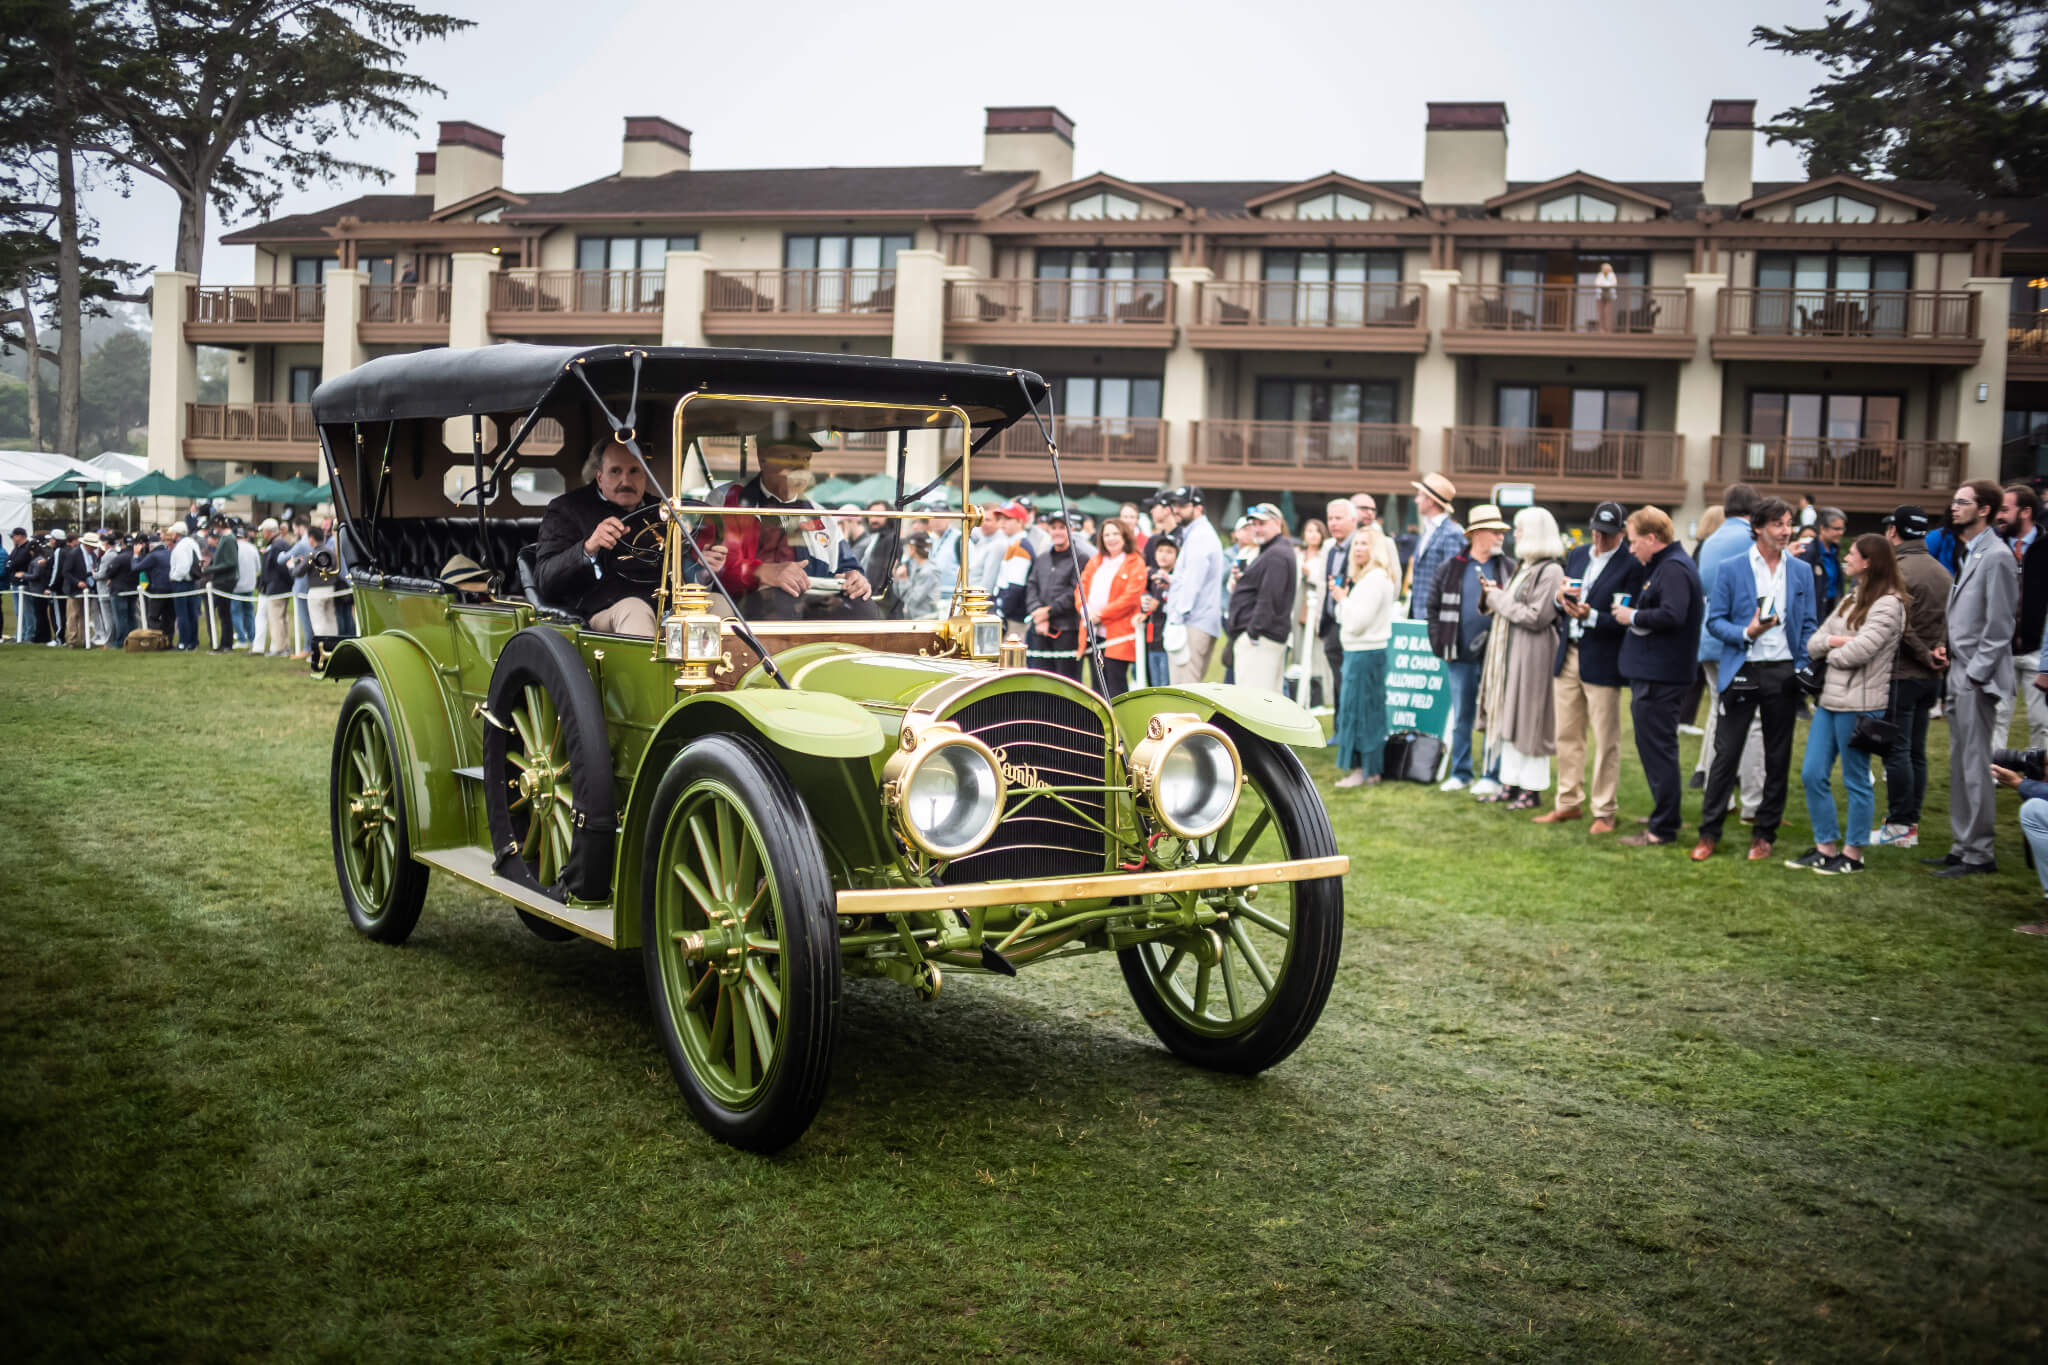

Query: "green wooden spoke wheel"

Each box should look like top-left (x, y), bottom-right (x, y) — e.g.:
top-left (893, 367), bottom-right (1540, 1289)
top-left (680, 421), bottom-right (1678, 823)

top-left (641, 734), bottom-right (840, 1152)
top-left (1118, 732), bottom-right (1342, 1073)
top-left (330, 677), bottom-right (428, 944)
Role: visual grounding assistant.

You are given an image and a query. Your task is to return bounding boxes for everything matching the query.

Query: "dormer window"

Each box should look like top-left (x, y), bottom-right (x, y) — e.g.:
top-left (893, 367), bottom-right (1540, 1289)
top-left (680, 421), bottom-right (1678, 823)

top-left (1537, 193), bottom-right (1619, 222)
top-left (1295, 191), bottom-right (1374, 221)
top-left (1792, 194), bottom-right (1877, 223)
top-left (1067, 191), bottom-right (1141, 221)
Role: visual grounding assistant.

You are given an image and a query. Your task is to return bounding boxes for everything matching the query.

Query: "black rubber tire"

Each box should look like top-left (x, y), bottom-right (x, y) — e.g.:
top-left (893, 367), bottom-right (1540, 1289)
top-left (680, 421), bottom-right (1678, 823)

top-left (331, 676), bottom-right (430, 945)
top-left (514, 909), bottom-right (579, 941)
top-left (481, 626), bottom-right (616, 902)
top-left (640, 733), bottom-right (842, 1153)
top-left (1116, 731), bottom-right (1343, 1073)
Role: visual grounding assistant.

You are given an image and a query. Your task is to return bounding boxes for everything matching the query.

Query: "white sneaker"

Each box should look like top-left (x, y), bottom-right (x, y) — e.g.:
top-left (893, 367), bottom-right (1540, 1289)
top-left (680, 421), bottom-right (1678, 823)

top-left (1676, 723), bottom-right (1704, 737)
top-left (1873, 823), bottom-right (1918, 849)
top-left (1469, 778), bottom-right (1503, 797)
top-left (1438, 776), bottom-right (1469, 792)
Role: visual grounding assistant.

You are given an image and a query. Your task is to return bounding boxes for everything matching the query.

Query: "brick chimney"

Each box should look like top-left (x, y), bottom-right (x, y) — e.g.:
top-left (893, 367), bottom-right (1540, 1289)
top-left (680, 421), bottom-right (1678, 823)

top-left (982, 106), bottom-right (1075, 191)
top-left (1421, 102), bottom-right (1508, 204)
top-left (622, 116), bottom-right (691, 178)
top-left (413, 151), bottom-right (437, 199)
top-left (1703, 100), bottom-right (1755, 206)
top-left (432, 121), bottom-right (503, 212)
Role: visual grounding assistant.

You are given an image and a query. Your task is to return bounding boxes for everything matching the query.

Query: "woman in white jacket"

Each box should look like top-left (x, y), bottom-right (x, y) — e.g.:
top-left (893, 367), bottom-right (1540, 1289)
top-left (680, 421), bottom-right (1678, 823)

top-left (1331, 524), bottom-right (1398, 789)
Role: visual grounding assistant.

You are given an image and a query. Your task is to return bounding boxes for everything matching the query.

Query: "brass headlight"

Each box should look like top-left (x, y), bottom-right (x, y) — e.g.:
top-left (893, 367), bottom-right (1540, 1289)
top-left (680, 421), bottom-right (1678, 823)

top-left (1128, 713), bottom-right (1241, 839)
top-left (664, 583), bottom-right (724, 687)
top-left (935, 584), bottom-right (1002, 660)
top-left (882, 721), bottom-right (1007, 859)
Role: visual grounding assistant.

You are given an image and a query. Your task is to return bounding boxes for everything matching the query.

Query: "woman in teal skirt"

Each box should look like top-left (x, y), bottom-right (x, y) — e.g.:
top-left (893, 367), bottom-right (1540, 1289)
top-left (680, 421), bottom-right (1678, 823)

top-left (1332, 526), bottom-right (1398, 788)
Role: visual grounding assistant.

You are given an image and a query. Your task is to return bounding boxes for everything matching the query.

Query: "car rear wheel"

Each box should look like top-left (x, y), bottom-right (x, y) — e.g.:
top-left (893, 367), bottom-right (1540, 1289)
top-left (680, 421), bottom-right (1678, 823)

top-left (331, 676), bottom-right (430, 944)
top-left (482, 627), bottom-right (616, 903)
top-left (641, 733), bottom-right (842, 1152)
top-left (1117, 731), bottom-right (1343, 1073)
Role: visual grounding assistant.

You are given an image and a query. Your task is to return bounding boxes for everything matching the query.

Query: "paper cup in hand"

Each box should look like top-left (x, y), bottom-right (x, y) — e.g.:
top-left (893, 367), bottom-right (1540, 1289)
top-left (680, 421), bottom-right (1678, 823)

top-left (1613, 594), bottom-right (1632, 608)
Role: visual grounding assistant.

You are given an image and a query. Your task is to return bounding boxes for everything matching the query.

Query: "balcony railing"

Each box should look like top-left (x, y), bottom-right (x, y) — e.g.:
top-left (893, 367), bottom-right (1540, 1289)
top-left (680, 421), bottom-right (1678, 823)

top-left (362, 283), bottom-right (451, 326)
top-left (944, 277), bottom-right (1173, 328)
top-left (705, 269), bottom-right (897, 316)
top-left (1711, 435), bottom-right (1964, 492)
top-left (490, 269), bottom-right (665, 315)
top-left (187, 285), bottom-right (324, 325)
top-left (1716, 289), bottom-right (1977, 341)
top-left (1194, 281), bottom-right (1425, 330)
top-left (1447, 427), bottom-right (1683, 483)
top-left (1449, 284), bottom-right (1691, 336)
top-left (2012, 312), bottom-right (2048, 359)
top-left (1196, 421), bottom-right (1417, 474)
top-left (186, 402), bottom-right (317, 443)
top-left (986, 416), bottom-right (1167, 463)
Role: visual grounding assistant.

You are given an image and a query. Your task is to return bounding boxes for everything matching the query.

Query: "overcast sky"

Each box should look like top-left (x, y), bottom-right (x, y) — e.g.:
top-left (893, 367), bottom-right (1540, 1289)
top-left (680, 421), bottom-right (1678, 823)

top-left (84, 0), bottom-right (1835, 286)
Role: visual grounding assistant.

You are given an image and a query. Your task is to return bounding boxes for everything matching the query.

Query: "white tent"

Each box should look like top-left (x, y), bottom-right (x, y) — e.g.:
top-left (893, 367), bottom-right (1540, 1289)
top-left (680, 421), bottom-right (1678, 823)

top-left (0, 479), bottom-right (31, 536)
top-left (88, 451), bottom-right (147, 483)
top-left (0, 450), bottom-right (103, 489)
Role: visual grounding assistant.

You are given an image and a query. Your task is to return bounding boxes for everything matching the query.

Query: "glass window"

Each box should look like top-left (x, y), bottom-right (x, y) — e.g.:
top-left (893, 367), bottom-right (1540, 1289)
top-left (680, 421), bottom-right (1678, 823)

top-left (1747, 391), bottom-right (1901, 440)
top-left (1066, 191), bottom-right (1141, 220)
top-left (1792, 194), bottom-right (1878, 223)
top-left (1496, 385), bottom-right (1638, 431)
top-left (1256, 379), bottom-right (1397, 425)
top-left (288, 366), bottom-right (321, 404)
top-left (1260, 250), bottom-right (1400, 324)
top-left (1295, 191), bottom-right (1374, 221)
top-left (291, 256), bottom-right (333, 286)
top-left (1057, 376), bottom-right (1163, 420)
top-left (783, 234), bottom-right (913, 271)
top-left (1536, 193), bottom-right (1619, 222)
top-left (576, 236), bottom-right (699, 270)
top-left (358, 256), bottom-right (395, 286)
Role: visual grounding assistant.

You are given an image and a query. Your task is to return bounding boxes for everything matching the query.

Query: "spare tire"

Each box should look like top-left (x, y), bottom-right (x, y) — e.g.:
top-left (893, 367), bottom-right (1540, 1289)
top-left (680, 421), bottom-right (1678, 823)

top-left (482, 626), bottom-right (617, 902)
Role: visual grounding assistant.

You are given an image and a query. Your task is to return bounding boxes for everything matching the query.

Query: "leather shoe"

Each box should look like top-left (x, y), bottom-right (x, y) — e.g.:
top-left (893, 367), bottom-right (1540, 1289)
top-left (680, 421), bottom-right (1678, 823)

top-left (1920, 852), bottom-right (1963, 867)
top-left (1747, 838), bottom-right (1774, 861)
top-left (1933, 860), bottom-right (1997, 878)
top-left (1619, 832), bottom-right (1673, 846)
top-left (1589, 816), bottom-right (1618, 835)
top-left (1533, 806), bottom-right (1582, 824)
top-left (1689, 840), bottom-right (1716, 862)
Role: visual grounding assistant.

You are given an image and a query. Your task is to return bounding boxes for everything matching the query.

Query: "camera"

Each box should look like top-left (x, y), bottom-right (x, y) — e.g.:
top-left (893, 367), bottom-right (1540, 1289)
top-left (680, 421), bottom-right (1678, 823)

top-left (1993, 748), bottom-right (2047, 781)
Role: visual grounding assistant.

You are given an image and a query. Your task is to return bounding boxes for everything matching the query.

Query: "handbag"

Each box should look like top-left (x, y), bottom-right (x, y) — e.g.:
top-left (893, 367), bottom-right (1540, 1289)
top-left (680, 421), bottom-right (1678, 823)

top-left (1382, 731), bottom-right (1447, 784)
top-left (1848, 713), bottom-right (1900, 754)
top-left (1795, 660), bottom-right (1826, 696)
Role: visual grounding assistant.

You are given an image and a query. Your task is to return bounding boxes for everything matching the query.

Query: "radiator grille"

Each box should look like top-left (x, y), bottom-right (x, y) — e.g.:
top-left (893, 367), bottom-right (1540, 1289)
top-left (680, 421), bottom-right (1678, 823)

top-left (938, 687), bottom-right (1108, 884)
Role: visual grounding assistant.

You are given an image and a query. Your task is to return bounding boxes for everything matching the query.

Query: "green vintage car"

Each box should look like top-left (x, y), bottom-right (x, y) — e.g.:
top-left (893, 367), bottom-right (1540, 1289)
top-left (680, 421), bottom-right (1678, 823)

top-left (313, 344), bottom-right (1347, 1151)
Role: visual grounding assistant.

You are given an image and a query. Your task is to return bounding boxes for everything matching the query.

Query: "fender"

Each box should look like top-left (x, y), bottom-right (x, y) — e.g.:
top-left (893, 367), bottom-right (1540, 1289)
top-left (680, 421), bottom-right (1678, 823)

top-left (321, 635), bottom-right (469, 852)
top-left (1111, 682), bottom-right (1326, 749)
top-left (611, 689), bottom-right (891, 948)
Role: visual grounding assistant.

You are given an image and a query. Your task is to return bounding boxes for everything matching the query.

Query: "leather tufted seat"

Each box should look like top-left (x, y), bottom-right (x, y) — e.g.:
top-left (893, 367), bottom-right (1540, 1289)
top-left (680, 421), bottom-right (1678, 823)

top-left (368, 516), bottom-right (543, 585)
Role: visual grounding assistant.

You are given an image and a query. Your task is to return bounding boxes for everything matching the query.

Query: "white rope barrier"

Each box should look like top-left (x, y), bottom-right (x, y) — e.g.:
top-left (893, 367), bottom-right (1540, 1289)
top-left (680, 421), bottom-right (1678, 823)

top-left (9, 582), bottom-right (330, 655)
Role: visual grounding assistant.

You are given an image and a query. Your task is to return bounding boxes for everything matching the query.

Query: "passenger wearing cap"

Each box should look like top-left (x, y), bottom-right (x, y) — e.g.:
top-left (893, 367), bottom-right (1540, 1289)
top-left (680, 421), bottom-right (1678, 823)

top-left (1224, 503), bottom-right (1296, 693)
top-left (1021, 508), bottom-right (1083, 680)
top-left (1871, 505), bottom-right (1954, 850)
top-left (1404, 472), bottom-right (1464, 620)
top-left (695, 430), bottom-right (874, 621)
top-left (1542, 501), bottom-right (1648, 833)
top-left (537, 432), bottom-right (711, 637)
top-left (1160, 485), bottom-right (1225, 682)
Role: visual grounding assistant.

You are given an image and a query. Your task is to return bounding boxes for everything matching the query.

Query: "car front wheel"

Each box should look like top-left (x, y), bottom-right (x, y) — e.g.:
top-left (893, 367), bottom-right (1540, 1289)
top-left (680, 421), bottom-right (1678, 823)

top-left (331, 676), bottom-right (430, 944)
top-left (640, 733), bottom-right (842, 1152)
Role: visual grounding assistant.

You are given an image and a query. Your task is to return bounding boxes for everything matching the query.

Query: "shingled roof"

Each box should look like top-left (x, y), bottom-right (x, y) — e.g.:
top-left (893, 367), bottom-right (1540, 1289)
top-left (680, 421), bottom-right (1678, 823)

top-left (505, 165), bottom-right (1036, 220)
top-left (220, 194), bottom-right (435, 245)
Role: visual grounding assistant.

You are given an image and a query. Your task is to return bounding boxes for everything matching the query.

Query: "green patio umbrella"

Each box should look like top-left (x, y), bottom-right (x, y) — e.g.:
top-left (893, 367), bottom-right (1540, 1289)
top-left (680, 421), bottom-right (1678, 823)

top-left (834, 473), bottom-right (897, 505)
top-left (167, 474), bottom-right (218, 499)
top-left (305, 484), bottom-right (332, 505)
top-left (30, 470), bottom-right (113, 498)
top-left (1071, 493), bottom-right (1122, 518)
top-left (213, 472), bottom-right (293, 500)
top-left (808, 476), bottom-right (853, 505)
top-left (273, 476), bottom-right (321, 502)
top-left (969, 487), bottom-right (1004, 507)
top-left (115, 471), bottom-right (185, 498)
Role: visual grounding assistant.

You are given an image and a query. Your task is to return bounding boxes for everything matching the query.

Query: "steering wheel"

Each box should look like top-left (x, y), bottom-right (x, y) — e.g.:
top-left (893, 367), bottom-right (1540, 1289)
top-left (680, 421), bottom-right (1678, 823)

top-left (611, 499), bottom-right (668, 570)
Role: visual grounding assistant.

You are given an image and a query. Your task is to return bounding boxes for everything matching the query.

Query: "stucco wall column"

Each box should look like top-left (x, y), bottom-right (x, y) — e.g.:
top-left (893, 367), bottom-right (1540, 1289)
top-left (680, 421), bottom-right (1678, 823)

top-left (888, 250), bottom-right (949, 486)
top-left (146, 270), bottom-right (197, 476)
top-left (1411, 269), bottom-right (1461, 484)
top-left (661, 250), bottom-right (711, 348)
top-left (1957, 277), bottom-right (2012, 483)
top-left (320, 268), bottom-right (368, 382)
top-left (449, 253), bottom-right (497, 350)
top-left (1161, 266), bottom-right (1212, 485)
top-left (1672, 271), bottom-right (1727, 530)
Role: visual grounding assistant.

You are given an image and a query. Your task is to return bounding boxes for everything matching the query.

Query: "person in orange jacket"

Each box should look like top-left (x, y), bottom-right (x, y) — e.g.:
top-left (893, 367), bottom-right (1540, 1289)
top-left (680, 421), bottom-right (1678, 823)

top-left (1076, 515), bottom-right (1148, 695)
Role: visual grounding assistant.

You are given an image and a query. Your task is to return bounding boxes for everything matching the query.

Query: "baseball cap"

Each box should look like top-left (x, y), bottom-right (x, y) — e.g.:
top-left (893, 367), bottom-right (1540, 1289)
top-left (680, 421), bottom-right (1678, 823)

top-left (997, 501), bottom-right (1030, 521)
top-left (49, 527), bottom-right (67, 541)
top-left (1588, 502), bottom-right (1627, 535)
top-left (1883, 505), bottom-right (1931, 538)
top-left (257, 517), bottom-right (279, 533)
top-left (9, 526), bottom-right (23, 537)
top-left (1246, 502), bottom-right (1285, 524)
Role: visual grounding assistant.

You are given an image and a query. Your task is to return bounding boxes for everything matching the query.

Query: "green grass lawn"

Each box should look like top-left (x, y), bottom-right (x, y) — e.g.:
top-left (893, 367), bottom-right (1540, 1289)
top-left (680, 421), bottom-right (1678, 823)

top-left (2, 646), bottom-right (2045, 1363)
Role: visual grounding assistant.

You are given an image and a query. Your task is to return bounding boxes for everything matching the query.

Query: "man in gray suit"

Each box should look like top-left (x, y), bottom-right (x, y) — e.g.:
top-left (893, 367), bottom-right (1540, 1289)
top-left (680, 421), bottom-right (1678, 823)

top-left (1928, 479), bottom-right (2019, 877)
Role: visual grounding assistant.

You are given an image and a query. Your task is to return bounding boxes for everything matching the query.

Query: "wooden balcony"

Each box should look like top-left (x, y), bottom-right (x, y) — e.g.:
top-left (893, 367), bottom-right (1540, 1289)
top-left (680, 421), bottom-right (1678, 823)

top-left (1446, 427), bottom-right (1685, 504)
top-left (943, 278), bottom-right (1175, 349)
top-left (1443, 285), bottom-right (1695, 358)
top-left (184, 402), bottom-right (320, 463)
top-left (360, 283), bottom-right (451, 342)
top-left (973, 417), bottom-right (1169, 484)
top-left (2011, 313), bottom-right (2048, 383)
top-left (1709, 435), bottom-right (1966, 513)
top-left (183, 285), bottom-right (324, 343)
top-left (1712, 289), bottom-right (1980, 363)
top-left (488, 270), bottom-right (664, 336)
top-left (702, 269), bottom-right (897, 337)
top-left (1186, 281), bottom-right (1427, 353)
top-left (1187, 421), bottom-right (1417, 495)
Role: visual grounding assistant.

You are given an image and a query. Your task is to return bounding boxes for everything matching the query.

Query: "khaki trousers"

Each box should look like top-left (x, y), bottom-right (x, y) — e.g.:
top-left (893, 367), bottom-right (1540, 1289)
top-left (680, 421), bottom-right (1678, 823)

top-left (65, 596), bottom-right (85, 647)
top-left (589, 596), bottom-right (657, 637)
top-left (1232, 634), bottom-right (1288, 693)
top-left (1169, 627), bottom-right (1216, 684)
top-left (263, 595), bottom-right (293, 655)
top-left (1552, 643), bottom-right (1622, 818)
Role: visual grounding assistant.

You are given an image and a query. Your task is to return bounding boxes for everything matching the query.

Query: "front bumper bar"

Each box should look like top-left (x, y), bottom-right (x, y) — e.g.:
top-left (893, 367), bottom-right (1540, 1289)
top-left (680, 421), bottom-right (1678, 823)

top-left (832, 854), bottom-right (1349, 916)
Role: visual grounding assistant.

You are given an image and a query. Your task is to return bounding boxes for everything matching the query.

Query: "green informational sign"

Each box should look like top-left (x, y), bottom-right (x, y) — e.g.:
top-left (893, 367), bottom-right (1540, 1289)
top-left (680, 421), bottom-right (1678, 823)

top-left (1385, 620), bottom-right (1451, 737)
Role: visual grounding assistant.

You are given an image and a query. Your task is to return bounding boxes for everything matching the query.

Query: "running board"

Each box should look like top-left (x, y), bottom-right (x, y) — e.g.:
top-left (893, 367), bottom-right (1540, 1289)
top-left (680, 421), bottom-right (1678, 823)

top-left (411, 846), bottom-right (616, 947)
top-left (451, 765), bottom-right (485, 782)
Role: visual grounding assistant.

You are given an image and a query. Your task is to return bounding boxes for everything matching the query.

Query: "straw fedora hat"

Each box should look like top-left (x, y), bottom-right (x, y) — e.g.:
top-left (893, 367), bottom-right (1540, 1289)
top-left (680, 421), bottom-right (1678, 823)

top-left (1410, 471), bottom-right (1457, 506)
top-left (1465, 503), bottom-right (1512, 534)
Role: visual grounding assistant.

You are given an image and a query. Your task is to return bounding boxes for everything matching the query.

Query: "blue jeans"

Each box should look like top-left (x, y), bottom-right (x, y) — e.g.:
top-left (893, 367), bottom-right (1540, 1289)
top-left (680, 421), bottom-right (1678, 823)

top-left (1802, 707), bottom-right (1881, 848)
top-left (1146, 649), bottom-right (1169, 689)
top-left (294, 595), bottom-right (312, 652)
top-left (334, 594), bottom-right (355, 637)
top-left (1446, 659), bottom-right (1482, 781)
top-left (110, 595), bottom-right (134, 647)
top-left (2021, 799), bottom-right (2048, 896)
top-left (173, 588), bottom-right (201, 649)
top-left (232, 598), bottom-right (255, 643)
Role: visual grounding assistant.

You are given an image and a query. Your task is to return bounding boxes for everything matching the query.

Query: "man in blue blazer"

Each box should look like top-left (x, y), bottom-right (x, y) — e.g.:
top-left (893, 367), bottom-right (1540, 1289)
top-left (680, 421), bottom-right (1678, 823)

top-left (1691, 495), bottom-right (1818, 862)
top-left (1543, 501), bottom-right (1649, 832)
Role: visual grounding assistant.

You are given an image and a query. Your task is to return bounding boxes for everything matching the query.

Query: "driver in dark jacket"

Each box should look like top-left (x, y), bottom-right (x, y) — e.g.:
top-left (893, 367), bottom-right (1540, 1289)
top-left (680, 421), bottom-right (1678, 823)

top-left (535, 436), bottom-right (716, 635)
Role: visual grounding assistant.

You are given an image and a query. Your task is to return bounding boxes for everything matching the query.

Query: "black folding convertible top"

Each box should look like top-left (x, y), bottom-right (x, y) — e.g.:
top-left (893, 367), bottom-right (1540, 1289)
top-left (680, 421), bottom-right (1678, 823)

top-left (310, 344), bottom-right (1051, 429)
